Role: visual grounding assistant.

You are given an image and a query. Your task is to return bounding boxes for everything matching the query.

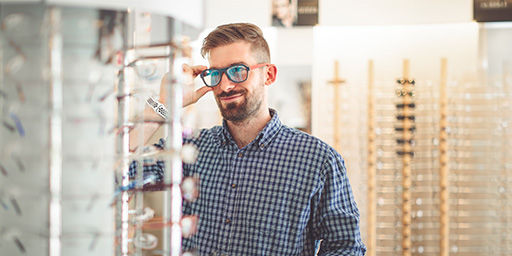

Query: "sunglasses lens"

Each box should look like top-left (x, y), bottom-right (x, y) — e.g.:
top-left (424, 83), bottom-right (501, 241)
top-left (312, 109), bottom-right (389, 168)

top-left (226, 65), bottom-right (248, 82)
top-left (202, 69), bottom-right (221, 87)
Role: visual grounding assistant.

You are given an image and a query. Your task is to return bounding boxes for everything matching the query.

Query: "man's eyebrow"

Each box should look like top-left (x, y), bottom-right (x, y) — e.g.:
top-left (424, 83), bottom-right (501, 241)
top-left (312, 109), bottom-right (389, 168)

top-left (209, 62), bottom-right (246, 69)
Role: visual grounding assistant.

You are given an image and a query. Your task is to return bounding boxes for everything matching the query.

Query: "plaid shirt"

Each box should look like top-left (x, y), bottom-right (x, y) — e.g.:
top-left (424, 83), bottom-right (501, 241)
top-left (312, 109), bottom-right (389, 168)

top-left (130, 109), bottom-right (366, 255)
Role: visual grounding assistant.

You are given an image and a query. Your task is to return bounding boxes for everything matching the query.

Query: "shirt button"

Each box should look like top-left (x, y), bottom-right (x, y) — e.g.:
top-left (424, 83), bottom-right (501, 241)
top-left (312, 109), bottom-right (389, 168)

top-left (237, 152), bottom-right (243, 158)
top-left (259, 144), bottom-right (264, 149)
top-left (231, 184), bottom-right (236, 189)
top-left (225, 218), bottom-right (231, 224)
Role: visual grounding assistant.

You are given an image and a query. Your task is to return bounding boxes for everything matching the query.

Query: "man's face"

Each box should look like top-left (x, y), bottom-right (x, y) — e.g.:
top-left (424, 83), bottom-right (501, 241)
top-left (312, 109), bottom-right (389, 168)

top-left (274, 0), bottom-right (291, 18)
top-left (208, 41), bottom-right (266, 123)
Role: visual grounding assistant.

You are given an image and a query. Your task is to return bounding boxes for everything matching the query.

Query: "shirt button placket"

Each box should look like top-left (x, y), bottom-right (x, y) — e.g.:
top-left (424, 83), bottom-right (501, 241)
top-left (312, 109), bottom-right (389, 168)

top-left (225, 151), bottom-right (241, 255)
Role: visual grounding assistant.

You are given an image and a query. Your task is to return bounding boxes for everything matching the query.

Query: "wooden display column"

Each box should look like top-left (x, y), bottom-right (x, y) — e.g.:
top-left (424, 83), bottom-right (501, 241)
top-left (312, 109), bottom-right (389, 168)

top-left (328, 60), bottom-right (346, 152)
top-left (396, 59), bottom-right (414, 256)
top-left (439, 58), bottom-right (449, 256)
top-left (367, 60), bottom-right (376, 256)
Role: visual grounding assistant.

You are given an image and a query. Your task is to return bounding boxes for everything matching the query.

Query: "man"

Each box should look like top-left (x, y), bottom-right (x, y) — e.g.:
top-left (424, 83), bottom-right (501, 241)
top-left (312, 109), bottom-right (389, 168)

top-left (131, 23), bottom-right (366, 255)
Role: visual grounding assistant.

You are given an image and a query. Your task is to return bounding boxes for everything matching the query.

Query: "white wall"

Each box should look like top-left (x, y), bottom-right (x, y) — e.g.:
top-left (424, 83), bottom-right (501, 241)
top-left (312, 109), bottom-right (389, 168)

top-left (270, 27), bottom-right (314, 66)
top-left (320, 0), bottom-right (473, 26)
top-left (478, 23), bottom-right (512, 82)
top-left (204, 0), bottom-right (473, 28)
top-left (204, 0), bottom-right (272, 28)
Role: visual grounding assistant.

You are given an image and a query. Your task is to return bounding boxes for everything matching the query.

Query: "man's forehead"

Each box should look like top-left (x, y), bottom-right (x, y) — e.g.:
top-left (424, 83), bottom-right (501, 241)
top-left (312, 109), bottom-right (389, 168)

top-left (207, 41), bottom-right (256, 68)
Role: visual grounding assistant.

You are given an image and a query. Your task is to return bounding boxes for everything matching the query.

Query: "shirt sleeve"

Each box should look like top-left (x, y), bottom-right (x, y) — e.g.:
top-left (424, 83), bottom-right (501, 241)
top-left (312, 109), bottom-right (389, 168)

top-left (128, 139), bottom-right (166, 182)
top-left (312, 152), bottom-right (367, 256)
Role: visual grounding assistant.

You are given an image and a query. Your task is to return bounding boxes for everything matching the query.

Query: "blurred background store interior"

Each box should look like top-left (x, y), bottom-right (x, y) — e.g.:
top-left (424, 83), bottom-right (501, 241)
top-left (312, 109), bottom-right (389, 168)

top-left (0, 0), bottom-right (511, 255)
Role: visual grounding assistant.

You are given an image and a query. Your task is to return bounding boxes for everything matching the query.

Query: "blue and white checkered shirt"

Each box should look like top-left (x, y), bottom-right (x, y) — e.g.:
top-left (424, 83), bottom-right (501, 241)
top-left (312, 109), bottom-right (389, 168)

top-left (130, 109), bottom-right (366, 255)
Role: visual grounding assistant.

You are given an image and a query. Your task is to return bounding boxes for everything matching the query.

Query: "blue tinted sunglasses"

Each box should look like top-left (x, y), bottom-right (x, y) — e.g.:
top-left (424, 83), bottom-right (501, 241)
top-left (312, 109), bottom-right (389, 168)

top-left (200, 63), bottom-right (267, 87)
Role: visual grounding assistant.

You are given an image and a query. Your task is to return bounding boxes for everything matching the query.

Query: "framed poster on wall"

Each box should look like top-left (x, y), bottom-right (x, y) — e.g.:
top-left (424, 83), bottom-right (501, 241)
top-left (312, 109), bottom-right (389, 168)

top-left (474, 0), bottom-right (512, 22)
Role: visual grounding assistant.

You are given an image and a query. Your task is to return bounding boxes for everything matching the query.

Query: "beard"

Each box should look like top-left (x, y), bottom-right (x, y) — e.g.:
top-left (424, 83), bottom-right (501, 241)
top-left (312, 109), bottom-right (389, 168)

top-left (215, 87), bottom-right (262, 123)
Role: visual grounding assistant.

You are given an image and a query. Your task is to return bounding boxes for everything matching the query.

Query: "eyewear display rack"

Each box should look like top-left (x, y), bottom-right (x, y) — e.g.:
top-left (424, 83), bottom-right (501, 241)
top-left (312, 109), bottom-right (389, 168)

top-left (445, 76), bottom-right (511, 256)
top-left (0, 5), bottom-right (117, 256)
top-left (363, 59), bottom-right (512, 256)
top-left (438, 59), bottom-right (449, 256)
top-left (328, 60), bottom-right (346, 153)
top-left (118, 39), bottom-right (199, 256)
top-left (396, 59), bottom-right (415, 256)
top-left (366, 59), bottom-right (376, 256)
top-left (0, 3), bottom-right (199, 256)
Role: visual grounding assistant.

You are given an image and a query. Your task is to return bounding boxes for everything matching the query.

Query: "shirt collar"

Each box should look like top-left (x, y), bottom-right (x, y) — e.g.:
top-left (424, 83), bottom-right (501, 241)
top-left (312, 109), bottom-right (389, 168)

top-left (216, 108), bottom-right (282, 150)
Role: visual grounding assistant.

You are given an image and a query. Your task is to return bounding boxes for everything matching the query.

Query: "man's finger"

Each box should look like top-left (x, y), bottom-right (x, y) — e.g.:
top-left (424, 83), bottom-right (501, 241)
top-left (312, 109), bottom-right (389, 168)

top-left (182, 63), bottom-right (192, 73)
top-left (182, 64), bottom-right (207, 78)
top-left (191, 65), bottom-right (207, 77)
top-left (196, 86), bottom-right (213, 97)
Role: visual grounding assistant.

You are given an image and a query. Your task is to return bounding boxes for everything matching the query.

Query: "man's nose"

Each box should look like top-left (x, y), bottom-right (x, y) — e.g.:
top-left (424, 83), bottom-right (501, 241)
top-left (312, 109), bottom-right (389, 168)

top-left (217, 72), bottom-right (236, 91)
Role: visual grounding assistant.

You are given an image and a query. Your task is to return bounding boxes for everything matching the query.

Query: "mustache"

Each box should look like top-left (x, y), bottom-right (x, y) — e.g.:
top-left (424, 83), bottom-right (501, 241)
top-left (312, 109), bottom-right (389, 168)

top-left (218, 89), bottom-right (245, 98)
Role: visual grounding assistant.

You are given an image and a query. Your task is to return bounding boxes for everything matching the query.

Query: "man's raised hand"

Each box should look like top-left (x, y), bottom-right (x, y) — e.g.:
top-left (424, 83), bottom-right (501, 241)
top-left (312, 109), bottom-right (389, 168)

top-left (158, 64), bottom-right (213, 107)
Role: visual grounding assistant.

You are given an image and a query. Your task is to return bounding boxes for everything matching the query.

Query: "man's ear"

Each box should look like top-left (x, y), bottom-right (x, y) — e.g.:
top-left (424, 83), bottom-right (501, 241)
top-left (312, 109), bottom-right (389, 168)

top-left (264, 64), bottom-right (277, 86)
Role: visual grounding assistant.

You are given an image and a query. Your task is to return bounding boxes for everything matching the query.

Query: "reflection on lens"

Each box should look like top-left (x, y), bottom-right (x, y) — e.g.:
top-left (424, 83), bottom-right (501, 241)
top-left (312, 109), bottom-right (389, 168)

top-left (181, 144), bottom-right (198, 164)
top-left (181, 215), bottom-right (198, 238)
top-left (6, 55), bottom-right (25, 74)
top-left (2, 13), bottom-right (27, 31)
top-left (210, 70), bottom-right (221, 86)
top-left (135, 61), bottom-right (159, 81)
top-left (88, 68), bottom-right (103, 84)
top-left (182, 176), bottom-right (199, 202)
top-left (227, 65), bottom-right (247, 82)
top-left (133, 233), bottom-right (158, 249)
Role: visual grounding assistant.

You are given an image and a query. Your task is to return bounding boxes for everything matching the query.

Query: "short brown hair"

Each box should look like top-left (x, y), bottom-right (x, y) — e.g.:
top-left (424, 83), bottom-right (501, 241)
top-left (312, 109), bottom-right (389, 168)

top-left (201, 23), bottom-right (271, 63)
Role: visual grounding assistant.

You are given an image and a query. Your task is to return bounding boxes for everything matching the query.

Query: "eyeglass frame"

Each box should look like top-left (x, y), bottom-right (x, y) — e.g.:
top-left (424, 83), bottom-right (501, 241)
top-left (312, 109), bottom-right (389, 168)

top-left (199, 63), bottom-right (268, 87)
